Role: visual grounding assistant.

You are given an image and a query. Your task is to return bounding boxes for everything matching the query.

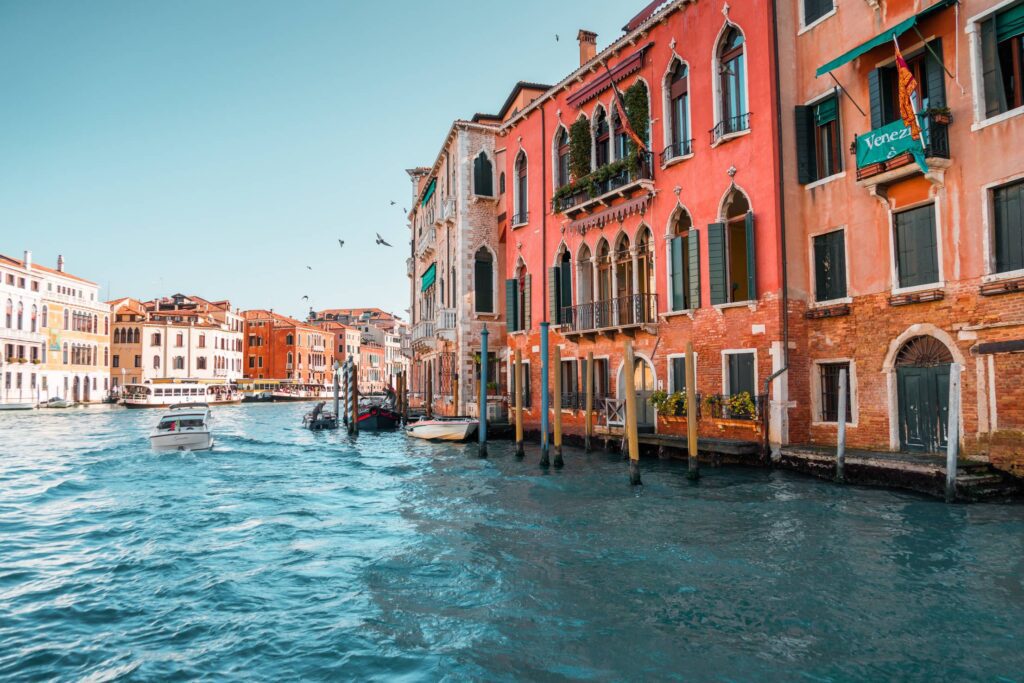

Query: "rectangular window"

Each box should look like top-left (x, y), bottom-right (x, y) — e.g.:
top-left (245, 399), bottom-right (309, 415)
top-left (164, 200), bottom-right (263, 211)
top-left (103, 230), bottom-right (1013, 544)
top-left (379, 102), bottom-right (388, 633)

top-left (803, 0), bottom-right (834, 26)
top-left (795, 95), bottom-right (842, 183)
top-left (819, 362), bottom-right (852, 423)
top-left (994, 180), bottom-right (1024, 273)
top-left (894, 204), bottom-right (939, 288)
top-left (134, 355), bottom-right (141, 368)
top-left (980, 6), bottom-right (1024, 117)
top-left (560, 359), bottom-right (578, 405)
top-left (813, 229), bottom-right (847, 301)
top-left (112, 355), bottom-right (120, 368)
top-left (669, 356), bottom-right (690, 392)
top-left (726, 352), bottom-right (756, 397)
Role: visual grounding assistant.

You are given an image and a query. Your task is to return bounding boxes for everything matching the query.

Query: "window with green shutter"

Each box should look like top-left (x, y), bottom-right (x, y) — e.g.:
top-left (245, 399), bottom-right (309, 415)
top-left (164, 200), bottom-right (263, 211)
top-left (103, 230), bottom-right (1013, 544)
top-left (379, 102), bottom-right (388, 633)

top-left (894, 204), bottom-right (939, 288)
top-left (813, 229), bottom-right (847, 301)
top-left (670, 236), bottom-right (686, 310)
top-left (994, 180), bottom-right (1024, 273)
top-left (670, 356), bottom-right (692, 392)
top-left (727, 352), bottom-right (756, 397)
top-left (670, 210), bottom-right (696, 310)
top-left (707, 222), bottom-right (728, 305)
top-left (505, 279), bottom-right (519, 331)
top-left (711, 192), bottom-right (755, 304)
top-left (796, 95), bottom-right (842, 184)
top-left (474, 249), bottom-right (494, 313)
top-left (803, 0), bottom-right (833, 26)
top-left (979, 5), bottom-right (1024, 117)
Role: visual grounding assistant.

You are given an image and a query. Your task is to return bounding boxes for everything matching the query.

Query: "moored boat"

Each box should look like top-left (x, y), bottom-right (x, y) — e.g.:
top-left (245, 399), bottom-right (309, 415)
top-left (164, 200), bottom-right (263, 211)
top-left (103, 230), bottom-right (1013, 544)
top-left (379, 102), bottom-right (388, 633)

top-left (41, 397), bottom-right (72, 409)
top-left (406, 417), bottom-right (478, 442)
top-left (303, 401), bottom-right (338, 430)
top-left (0, 402), bottom-right (34, 411)
top-left (149, 404), bottom-right (213, 451)
top-left (357, 404), bottom-right (401, 431)
top-left (123, 382), bottom-right (241, 409)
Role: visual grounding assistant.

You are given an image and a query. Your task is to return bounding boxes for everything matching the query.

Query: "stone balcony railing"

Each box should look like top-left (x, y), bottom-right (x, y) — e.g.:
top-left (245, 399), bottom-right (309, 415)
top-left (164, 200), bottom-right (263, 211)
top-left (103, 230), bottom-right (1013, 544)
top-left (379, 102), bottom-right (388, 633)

top-left (415, 226), bottom-right (436, 259)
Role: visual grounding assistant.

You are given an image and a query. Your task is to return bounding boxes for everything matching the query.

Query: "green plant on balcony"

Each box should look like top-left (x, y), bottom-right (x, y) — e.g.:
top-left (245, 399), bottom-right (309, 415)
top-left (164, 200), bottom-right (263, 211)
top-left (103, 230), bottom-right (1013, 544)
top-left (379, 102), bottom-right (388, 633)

top-left (569, 118), bottom-right (591, 181)
top-left (623, 81), bottom-right (650, 155)
top-left (726, 391), bottom-right (756, 420)
top-left (552, 154), bottom-right (641, 209)
top-left (704, 394), bottom-right (723, 417)
top-left (650, 390), bottom-right (688, 417)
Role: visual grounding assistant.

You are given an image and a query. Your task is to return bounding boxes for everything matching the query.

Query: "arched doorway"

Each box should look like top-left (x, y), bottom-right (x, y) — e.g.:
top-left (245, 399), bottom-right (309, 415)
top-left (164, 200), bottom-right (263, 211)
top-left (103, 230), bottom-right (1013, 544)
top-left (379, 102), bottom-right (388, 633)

top-left (83, 376), bottom-right (91, 403)
top-left (896, 336), bottom-right (953, 453)
top-left (72, 376), bottom-right (80, 404)
top-left (618, 356), bottom-right (656, 428)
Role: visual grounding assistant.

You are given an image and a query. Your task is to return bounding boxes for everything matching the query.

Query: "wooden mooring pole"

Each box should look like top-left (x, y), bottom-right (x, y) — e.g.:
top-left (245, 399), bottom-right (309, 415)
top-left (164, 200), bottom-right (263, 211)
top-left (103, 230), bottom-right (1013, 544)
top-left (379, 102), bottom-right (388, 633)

top-left (341, 360), bottom-right (350, 427)
top-left (945, 363), bottom-right (961, 503)
top-left (350, 362), bottom-right (359, 434)
top-left (623, 340), bottom-right (642, 486)
top-left (584, 351), bottom-right (594, 453)
top-left (539, 322), bottom-right (550, 468)
top-left (333, 360), bottom-right (341, 421)
top-left (478, 326), bottom-right (489, 458)
top-left (685, 341), bottom-right (699, 481)
top-left (836, 367), bottom-right (848, 483)
top-left (515, 349), bottom-right (524, 458)
top-left (553, 344), bottom-right (563, 468)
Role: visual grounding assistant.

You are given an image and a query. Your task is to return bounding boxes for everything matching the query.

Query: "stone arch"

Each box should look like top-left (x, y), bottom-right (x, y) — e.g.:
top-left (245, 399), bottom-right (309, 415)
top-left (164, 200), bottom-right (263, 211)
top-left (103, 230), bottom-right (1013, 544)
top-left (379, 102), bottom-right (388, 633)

top-left (711, 20), bottom-right (748, 131)
top-left (717, 182), bottom-right (753, 221)
top-left (666, 202), bottom-right (695, 236)
top-left (552, 123), bottom-right (570, 191)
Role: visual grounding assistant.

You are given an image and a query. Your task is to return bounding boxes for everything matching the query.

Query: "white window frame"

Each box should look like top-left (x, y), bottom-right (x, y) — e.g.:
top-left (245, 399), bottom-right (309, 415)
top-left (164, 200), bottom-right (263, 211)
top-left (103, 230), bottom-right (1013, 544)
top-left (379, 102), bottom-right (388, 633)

top-left (710, 21), bottom-right (752, 146)
top-left (888, 198), bottom-right (946, 295)
top-left (665, 352), bottom-right (698, 393)
top-left (981, 171), bottom-right (1024, 281)
top-left (807, 224), bottom-right (853, 307)
top-left (802, 88), bottom-right (845, 188)
top-left (661, 56), bottom-right (695, 168)
top-left (810, 358), bottom-right (858, 426)
top-left (967, 0), bottom-right (1024, 129)
top-left (721, 348), bottom-right (758, 396)
top-left (798, 0), bottom-right (837, 35)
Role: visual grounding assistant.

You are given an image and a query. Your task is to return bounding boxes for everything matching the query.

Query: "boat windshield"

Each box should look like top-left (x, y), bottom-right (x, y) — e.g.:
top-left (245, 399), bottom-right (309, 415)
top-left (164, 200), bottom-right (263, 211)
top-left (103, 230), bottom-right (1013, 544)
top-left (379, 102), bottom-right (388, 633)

top-left (158, 418), bottom-right (205, 430)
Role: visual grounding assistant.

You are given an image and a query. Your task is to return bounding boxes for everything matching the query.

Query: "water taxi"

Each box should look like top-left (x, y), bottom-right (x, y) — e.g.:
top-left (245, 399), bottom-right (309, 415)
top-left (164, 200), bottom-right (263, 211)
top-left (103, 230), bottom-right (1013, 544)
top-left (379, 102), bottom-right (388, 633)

top-left (406, 417), bottom-right (478, 442)
top-left (149, 404), bottom-right (213, 451)
top-left (122, 382), bottom-right (241, 409)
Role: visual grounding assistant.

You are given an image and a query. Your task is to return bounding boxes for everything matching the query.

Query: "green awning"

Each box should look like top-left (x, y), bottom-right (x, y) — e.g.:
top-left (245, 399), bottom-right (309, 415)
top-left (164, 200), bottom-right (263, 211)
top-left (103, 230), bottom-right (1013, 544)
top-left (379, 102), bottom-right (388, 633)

top-left (815, 0), bottom-right (958, 77)
top-left (420, 263), bottom-right (436, 292)
top-left (815, 96), bottom-right (838, 125)
top-left (997, 3), bottom-right (1024, 42)
top-left (421, 178), bottom-right (436, 207)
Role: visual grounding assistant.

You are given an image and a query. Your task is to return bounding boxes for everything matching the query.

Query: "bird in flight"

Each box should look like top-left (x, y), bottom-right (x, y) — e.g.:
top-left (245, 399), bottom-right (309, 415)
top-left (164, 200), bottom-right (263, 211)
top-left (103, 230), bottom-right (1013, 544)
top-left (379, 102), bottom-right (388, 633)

top-left (376, 233), bottom-right (392, 247)
top-left (306, 266), bottom-right (312, 270)
top-left (390, 200), bottom-right (396, 206)
top-left (302, 295), bottom-right (309, 301)
top-left (338, 239), bottom-right (345, 248)
top-left (555, 34), bottom-right (560, 41)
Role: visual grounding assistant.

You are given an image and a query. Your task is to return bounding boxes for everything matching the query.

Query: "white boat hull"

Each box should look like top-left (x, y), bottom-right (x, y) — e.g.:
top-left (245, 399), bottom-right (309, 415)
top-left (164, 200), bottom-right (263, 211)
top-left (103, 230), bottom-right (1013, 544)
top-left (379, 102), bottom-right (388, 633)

top-left (0, 403), bottom-right (35, 411)
top-left (149, 431), bottom-right (213, 452)
top-left (406, 420), bottom-right (478, 442)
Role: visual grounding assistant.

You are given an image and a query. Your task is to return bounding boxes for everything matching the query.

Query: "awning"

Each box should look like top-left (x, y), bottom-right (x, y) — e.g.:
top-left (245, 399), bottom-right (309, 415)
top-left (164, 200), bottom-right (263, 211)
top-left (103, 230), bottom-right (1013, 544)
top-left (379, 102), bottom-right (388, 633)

top-left (815, 0), bottom-right (957, 77)
top-left (421, 178), bottom-right (436, 207)
top-left (420, 263), bottom-right (436, 292)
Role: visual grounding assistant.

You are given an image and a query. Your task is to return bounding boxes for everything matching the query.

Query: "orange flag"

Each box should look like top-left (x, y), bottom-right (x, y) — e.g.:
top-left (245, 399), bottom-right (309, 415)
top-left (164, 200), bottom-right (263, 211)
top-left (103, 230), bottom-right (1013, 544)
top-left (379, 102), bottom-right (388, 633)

top-left (893, 36), bottom-right (922, 141)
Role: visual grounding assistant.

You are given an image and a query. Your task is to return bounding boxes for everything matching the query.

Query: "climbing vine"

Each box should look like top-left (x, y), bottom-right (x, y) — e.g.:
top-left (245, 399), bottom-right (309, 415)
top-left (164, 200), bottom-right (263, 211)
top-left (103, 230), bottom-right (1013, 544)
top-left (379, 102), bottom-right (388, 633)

top-left (624, 81), bottom-right (650, 153)
top-left (568, 118), bottom-right (591, 182)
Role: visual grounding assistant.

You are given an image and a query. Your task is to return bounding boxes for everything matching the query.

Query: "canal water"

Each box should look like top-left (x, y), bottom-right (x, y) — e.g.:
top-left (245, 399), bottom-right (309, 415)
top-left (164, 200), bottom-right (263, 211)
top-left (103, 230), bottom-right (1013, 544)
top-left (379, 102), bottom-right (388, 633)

top-left (1, 405), bottom-right (1022, 681)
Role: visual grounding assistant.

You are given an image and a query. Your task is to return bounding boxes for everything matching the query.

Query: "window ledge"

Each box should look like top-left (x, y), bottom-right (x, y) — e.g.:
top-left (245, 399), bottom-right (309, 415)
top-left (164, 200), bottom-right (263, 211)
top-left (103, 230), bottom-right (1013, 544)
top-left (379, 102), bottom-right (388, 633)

top-left (660, 153), bottom-right (694, 170)
top-left (810, 296), bottom-right (853, 309)
top-left (804, 171), bottom-right (846, 190)
top-left (798, 8), bottom-right (837, 36)
top-left (971, 105), bottom-right (1024, 132)
top-left (472, 313), bottom-right (500, 320)
top-left (471, 194), bottom-right (498, 204)
top-left (811, 420), bottom-right (858, 428)
top-left (511, 221), bottom-right (528, 229)
top-left (891, 282), bottom-right (945, 296)
top-left (660, 309), bottom-right (696, 321)
top-left (982, 268), bottom-right (1024, 284)
top-left (713, 300), bottom-right (757, 312)
top-left (710, 128), bottom-right (751, 148)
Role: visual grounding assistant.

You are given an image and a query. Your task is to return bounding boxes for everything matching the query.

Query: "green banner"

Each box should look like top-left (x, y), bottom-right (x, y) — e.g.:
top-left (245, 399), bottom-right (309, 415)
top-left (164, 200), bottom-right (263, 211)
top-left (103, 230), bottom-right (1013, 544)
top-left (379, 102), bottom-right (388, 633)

top-left (856, 117), bottom-right (929, 172)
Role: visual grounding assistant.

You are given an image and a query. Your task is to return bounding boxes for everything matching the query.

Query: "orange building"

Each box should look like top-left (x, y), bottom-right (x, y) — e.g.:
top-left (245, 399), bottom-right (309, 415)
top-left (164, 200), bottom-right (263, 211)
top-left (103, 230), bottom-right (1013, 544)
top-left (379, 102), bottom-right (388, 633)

top-left (242, 310), bottom-right (332, 386)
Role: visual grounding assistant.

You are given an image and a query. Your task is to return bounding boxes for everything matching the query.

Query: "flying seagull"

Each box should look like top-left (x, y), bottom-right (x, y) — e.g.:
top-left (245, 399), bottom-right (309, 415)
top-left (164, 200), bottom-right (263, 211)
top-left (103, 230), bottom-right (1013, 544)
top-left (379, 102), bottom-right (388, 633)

top-left (390, 200), bottom-right (396, 206)
top-left (556, 34), bottom-right (559, 41)
top-left (338, 239), bottom-right (345, 248)
top-left (302, 295), bottom-right (309, 301)
top-left (375, 233), bottom-right (392, 247)
top-left (306, 265), bottom-right (312, 270)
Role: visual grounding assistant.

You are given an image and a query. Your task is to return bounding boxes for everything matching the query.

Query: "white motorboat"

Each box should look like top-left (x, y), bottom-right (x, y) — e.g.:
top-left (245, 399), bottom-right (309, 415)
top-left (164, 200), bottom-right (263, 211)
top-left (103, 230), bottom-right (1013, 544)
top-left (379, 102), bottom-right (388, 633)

top-left (41, 397), bottom-right (72, 409)
top-left (0, 402), bottom-right (34, 411)
top-left (149, 404), bottom-right (214, 452)
top-left (405, 417), bottom-right (478, 442)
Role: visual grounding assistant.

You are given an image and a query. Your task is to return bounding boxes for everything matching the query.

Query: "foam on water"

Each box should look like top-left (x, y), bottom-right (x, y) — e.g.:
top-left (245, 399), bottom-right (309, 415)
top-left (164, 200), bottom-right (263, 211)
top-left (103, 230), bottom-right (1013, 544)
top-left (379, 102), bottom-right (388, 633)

top-left (0, 404), bottom-right (1022, 680)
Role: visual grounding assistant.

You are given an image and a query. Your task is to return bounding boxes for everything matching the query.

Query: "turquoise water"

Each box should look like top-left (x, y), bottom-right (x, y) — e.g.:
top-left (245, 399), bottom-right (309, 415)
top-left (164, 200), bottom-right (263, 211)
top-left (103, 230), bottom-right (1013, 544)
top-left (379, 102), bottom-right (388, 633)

top-left (1, 404), bottom-right (1022, 681)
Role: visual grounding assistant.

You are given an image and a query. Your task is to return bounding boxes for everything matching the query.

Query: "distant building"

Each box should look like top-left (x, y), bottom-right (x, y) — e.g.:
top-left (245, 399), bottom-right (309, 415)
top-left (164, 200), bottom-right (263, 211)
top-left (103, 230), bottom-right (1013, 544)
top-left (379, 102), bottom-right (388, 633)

top-left (0, 252), bottom-right (48, 406)
top-left (109, 293), bottom-right (244, 388)
top-left (243, 310), bottom-right (332, 386)
top-left (309, 307), bottom-right (411, 386)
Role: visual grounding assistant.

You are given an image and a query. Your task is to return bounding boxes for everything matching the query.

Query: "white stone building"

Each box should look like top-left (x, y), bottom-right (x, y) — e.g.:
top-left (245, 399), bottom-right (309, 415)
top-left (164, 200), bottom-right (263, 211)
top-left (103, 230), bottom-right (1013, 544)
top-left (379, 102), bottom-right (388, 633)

top-left (0, 252), bottom-right (47, 406)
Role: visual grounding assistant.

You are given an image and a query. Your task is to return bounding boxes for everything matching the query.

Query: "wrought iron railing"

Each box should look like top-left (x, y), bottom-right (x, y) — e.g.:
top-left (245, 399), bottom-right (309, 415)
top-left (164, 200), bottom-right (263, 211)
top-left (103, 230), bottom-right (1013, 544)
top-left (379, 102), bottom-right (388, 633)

top-left (512, 210), bottom-right (529, 226)
top-left (561, 293), bottom-right (658, 333)
top-left (660, 138), bottom-right (694, 164)
top-left (701, 392), bottom-right (767, 421)
top-left (854, 115), bottom-right (950, 181)
top-left (709, 113), bottom-right (751, 144)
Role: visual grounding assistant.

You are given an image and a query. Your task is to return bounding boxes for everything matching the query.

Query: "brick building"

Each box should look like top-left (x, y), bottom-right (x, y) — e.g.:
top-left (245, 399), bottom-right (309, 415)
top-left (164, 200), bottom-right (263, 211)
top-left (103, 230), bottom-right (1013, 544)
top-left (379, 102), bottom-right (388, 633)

top-left (243, 310), bottom-right (332, 386)
top-left (498, 0), bottom-right (787, 447)
top-left (778, 0), bottom-right (1024, 473)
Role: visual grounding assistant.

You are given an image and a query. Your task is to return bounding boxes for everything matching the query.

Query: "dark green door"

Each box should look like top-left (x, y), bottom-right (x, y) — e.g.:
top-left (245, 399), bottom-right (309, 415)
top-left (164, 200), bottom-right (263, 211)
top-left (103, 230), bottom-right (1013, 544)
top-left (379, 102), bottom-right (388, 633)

top-left (897, 364), bottom-right (950, 453)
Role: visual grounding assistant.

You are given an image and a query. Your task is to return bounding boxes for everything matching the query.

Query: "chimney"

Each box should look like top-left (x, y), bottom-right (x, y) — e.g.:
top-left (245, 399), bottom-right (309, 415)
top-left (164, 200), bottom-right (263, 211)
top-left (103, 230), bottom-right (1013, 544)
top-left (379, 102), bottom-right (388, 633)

top-left (57, 254), bottom-right (65, 272)
top-left (23, 250), bottom-right (32, 271)
top-left (578, 30), bottom-right (597, 66)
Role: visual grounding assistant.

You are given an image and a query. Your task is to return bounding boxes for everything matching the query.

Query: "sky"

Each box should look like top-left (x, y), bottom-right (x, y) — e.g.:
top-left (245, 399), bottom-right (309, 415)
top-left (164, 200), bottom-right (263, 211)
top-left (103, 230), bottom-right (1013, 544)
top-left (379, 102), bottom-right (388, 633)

top-left (0, 0), bottom-right (636, 322)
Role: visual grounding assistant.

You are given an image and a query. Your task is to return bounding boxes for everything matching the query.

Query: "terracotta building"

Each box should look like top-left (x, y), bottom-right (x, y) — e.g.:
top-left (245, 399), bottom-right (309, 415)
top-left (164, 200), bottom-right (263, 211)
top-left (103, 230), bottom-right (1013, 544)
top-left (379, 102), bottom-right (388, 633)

top-left (497, 0), bottom-right (788, 447)
top-left (243, 310), bottom-right (332, 386)
top-left (777, 0), bottom-right (1024, 473)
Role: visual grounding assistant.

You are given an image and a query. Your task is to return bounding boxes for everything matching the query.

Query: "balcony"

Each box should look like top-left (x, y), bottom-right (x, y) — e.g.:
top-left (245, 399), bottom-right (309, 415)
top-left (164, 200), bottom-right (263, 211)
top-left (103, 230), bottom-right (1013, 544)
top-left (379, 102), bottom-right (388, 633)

top-left (436, 308), bottom-right (457, 340)
top-left (411, 320), bottom-right (436, 352)
top-left (709, 113), bottom-right (751, 144)
top-left (660, 138), bottom-right (694, 164)
top-left (435, 197), bottom-right (456, 225)
top-left (701, 393), bottom-right (768, 422)
top-left (553, 152), bottom-right (654, 218)
top-left (560, 293), bottom-right (658, 337)
top-left (415, 226), bottom-right (436, 260)
top-left (855, 113), bottom-right (951, 184)
top-left (511, 210), bottom-right (529, 227)
top-left (406, 257), bottom-right (414, 278)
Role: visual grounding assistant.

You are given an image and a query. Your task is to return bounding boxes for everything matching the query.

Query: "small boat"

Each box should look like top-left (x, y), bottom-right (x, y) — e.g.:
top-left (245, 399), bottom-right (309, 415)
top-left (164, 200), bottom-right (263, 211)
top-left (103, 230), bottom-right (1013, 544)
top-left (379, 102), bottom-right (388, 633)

top-left (242, 391), bottom-right (275, 404)
top-left (303, 402), bottom-right (338, 430)
top-left (406, 417), bottom-right (478, 442)
top-left (357, 404), bottom-right (401, 431)
top-left (42, 397), bottom-right (72, 409)
top-left (149, 404), bottom-right (214, 451)
top-left (123, 382), bottom-right (241, 409)
top-left (0, 402), bottom-right (34, 411)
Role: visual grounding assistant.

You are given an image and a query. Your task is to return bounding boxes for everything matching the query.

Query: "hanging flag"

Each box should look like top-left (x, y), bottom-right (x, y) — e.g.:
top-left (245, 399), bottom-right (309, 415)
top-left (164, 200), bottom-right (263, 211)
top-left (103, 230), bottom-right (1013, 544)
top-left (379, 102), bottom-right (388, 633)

top-left (893, 35), bottom-right (928, 173)
top-left (603, 62), bottom-right (648, 154)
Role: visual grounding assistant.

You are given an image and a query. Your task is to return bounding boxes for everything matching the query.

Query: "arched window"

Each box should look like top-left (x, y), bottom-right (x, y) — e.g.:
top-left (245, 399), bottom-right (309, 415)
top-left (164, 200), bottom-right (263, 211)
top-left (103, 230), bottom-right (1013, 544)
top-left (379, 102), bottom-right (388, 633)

top-left (577, 244), bottom-right (593, 307)
top-left (717, 26), bottom-right (748, 136)
top-left (516, 262), bottom-right (529, 332)
top-left (615, 234), bottom-right (633, 324)
top-left (667, 61), bottom-right (691, 159)
top-left (596, 240), bottom-right (613, 329)
top-left (554, 248), bottom-right (573, 324)
top-left (669, 209), bottom-right (697, 311)
top-left (4, 299), bottom-right (11, 328)
top-left (41, 305), bottom-right (47, 328)
top-left (132, 328), bottom-right (140, 344)
top-left (612, 106), bottom-right (629, 161)
top-left (104, 347), bottom-right (109, 366)
top-left (153, 355), bottom-right (160, 370)
top-left (104, 316), bottom-right (109, 335)
top-left (173, 356), bottom-right (185, 370)
top-left (63, 342), bottom-right (68, 365)
top-left (473, 152), bottom-right (493, 197)
top-left (514, 152), bottom-right (528, 225)
top-left (63, 309), bottom-right (69, 330)
top-left (636, 228), bottom-right (656, 322)
top-left (499, 172), bottom-right (506, 194)
top-left (709, 190), bottom-right (755, 304)
top-left (555, 128), bottom-right (570, 189)
top-left (474, 248), bottom-right (494, 313)
top-left (152, 333), bottom-right (161, 346)
top-left (594, 107), bottom-right (610, 168)
top-left (16, 302), bottom-right (23, 330)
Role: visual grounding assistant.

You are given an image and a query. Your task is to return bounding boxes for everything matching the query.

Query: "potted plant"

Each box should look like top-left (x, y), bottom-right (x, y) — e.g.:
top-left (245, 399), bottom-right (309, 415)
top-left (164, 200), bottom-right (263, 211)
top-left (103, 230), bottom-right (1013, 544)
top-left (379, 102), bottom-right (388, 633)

top-left (925, 105), bottom-right (952, 125)
top-left (648, 390), bottom-right (668, 414)
top-left (704, 394), bottom-right (724, 419)
top-left (726, 391), bottom-right (757, 420)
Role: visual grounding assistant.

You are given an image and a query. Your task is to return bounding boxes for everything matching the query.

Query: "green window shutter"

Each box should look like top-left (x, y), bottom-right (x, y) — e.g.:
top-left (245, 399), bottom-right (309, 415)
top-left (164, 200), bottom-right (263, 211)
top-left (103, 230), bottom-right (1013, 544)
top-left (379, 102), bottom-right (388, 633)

top-left (813, 234), bottom-right (829, 301)
top-left (559, 264), bottom-right (573, 319)
top-left (997, 3), bottom-right (1024, 42)
top-left (832, 230), bottom-right (847, 299)
top-left (548, 267), bottom-right (561, 324)
top-left (505, 279), bottom-right (519, 331)
top-left (814, 97), bottom-right (838, 126)
top-left (896, 205), bottom-right (939, 287)
top-left (707, 223), bottom-right (727, 305)
top-left (814, 230), bottom-right (847, 301)
top-left (524, 274), bottom-right (532, 332)
top-left (981, 18), bottom-right (1007, 118)
top-left (475, 259), bottom-right (494, 313)
top-left (729, 353), bottom-right (756, 397)
top-left (924, 38), bottom-right (946, 108)
top-left (670, 236), bottom-right (685, 310)
top-left (795, 105), bottom-right (816, 184)
top-left (687, 230), bottom-right (701, 309)
top-left (868, 68), bottom-right (884, 130)
top-left (671, 357), bottom-right (686, 392)
top-left (745, 211), bottom-right (757, 300)
top-left (995, 182), bottom-right (1024, 273)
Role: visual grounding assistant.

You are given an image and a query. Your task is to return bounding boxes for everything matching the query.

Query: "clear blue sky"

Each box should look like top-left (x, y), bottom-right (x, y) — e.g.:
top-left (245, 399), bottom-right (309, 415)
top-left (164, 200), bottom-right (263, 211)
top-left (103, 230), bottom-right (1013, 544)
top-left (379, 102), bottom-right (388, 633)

top-left (0, 0), bottom-right (634, 321)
